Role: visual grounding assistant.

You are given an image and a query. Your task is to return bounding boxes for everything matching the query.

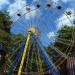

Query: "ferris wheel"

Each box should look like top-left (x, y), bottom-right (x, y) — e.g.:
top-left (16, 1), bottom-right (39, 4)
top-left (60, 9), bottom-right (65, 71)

top-left (3, 0), bottom-right (75, 75)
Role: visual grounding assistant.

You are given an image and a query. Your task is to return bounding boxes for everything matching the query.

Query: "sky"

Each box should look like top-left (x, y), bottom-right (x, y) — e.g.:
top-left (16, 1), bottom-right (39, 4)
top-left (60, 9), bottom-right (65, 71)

top-left (0, 0), bottom-right (75, 46)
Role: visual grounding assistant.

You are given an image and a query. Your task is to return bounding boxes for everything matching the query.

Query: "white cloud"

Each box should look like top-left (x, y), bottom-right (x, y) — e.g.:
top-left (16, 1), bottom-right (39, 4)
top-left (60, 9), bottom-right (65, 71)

top-left (62, 0), bottom-right (67, 3)
top-left (57, 8), bottom-right (74, 29)
top-left (7, 0), bottom-right (40, 21)
top-left (52, 0), bottom-right (71, 4)
top-left (52, 0), bottom-right (68, 7)
top-left (0, 0), bottom-right (10, 9)
top-left (8, 0), bottom-right (26, 16)
top-left (7, 0), bottom-right (27, 21)
top-left (52, 0), bottom-right (59, 3)
top-left (47, 32), bottom-right (55, 39)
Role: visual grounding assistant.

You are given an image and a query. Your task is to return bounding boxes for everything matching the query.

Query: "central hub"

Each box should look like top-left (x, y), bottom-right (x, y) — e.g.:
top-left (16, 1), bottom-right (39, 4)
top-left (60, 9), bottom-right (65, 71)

top-left (28, 27), bottom-right (39, 37)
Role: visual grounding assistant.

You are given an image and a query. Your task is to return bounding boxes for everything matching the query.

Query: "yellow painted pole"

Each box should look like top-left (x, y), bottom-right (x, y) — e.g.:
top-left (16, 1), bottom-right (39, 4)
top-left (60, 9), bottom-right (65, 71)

top-left (17, 32), bottom-right (31, 75)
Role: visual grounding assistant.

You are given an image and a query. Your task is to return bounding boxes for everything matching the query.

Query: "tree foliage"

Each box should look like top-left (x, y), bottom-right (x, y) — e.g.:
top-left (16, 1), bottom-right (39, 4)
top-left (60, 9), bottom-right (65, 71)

top-left (54, 25), bottom-right (75, 55)
top-left (46, 25), bottom-right (75, 64)
top-left (0, 11), bottom-right (13, 68)
top-left (0, 11), bottom-right (12, 33)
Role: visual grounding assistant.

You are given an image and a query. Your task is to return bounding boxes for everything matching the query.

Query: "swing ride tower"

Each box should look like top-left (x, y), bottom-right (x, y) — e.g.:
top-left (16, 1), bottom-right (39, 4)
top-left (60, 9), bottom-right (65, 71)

top-left (4, 0), bottom-right (75, 75)
top-left (17, 27), bottom-right (60, 75)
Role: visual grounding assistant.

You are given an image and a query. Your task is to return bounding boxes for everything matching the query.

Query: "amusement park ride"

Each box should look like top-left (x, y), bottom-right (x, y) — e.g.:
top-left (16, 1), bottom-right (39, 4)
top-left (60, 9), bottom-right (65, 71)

top-left (7, 27), bottom-right (60, 75)
top-left (1, 0), bottom-right (74, 75)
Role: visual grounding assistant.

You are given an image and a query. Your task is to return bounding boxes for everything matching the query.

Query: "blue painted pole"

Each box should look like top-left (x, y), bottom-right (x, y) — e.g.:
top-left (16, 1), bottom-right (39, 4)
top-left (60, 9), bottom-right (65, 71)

top-left (7, 41), bottom-right (26, 75)
top-left (31, 34), bottom-right (60, 75)
top-left (0, 44), bottom-right (3, 50)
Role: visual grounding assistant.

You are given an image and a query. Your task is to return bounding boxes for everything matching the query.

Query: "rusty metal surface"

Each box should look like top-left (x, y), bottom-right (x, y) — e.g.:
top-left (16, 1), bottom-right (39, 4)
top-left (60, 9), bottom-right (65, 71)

top-left (67, 56), bottom-right (75, 75)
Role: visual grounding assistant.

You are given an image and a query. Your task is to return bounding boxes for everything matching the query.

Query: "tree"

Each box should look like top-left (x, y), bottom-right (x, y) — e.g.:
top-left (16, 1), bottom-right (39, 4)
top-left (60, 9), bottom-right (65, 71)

top-left (0, 11), bottom-right (12, 33)
top-left (54, 26), bottom-right (75, 74)
top-left (54, 25), bottom-right (75, 55)
top-left (46, 25), bottom-right (75, 63)
top-left (46, 25), bottom-right (75, 75)
top-left (0, 11), bottom-right (12, 69)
